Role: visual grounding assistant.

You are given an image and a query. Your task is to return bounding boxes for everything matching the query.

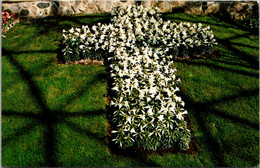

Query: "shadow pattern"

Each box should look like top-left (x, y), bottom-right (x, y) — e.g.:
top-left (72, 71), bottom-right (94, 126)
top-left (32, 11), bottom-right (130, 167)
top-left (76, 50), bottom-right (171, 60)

top-left (2, 13), bottom-right (259, 167)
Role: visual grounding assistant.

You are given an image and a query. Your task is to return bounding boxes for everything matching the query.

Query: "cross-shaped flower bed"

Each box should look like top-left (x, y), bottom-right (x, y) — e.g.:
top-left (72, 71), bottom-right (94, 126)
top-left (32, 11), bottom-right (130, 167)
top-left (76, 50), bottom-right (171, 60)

top-left (62, 5), bottom-right (217, 151)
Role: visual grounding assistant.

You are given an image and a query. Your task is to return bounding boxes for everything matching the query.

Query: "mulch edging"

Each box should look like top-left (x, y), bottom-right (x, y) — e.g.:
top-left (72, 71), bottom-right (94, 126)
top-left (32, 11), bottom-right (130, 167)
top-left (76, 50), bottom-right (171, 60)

top-left (58, 58), bottom-right (104, 65)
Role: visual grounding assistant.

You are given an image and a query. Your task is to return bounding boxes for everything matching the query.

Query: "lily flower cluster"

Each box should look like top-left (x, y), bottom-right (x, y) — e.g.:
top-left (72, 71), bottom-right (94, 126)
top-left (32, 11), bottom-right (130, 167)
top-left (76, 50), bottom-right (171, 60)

top-left (61, 5), bottom-right (218, 150)
top-left (62, 5), bottom-right (217, 62)
top-left (109, 45), bottom-right (191, 150)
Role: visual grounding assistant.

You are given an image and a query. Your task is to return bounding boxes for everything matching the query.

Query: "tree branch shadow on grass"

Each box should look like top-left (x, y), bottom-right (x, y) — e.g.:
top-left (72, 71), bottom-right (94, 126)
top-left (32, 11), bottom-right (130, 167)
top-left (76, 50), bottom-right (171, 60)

top-left (2, 48), bottom-right (159, 167)
top-left (216, 37), bottom-right (259, 70)
top-left (162, 14), bottom-right (253, 33)
top-left (179, 59), bottom-right (258, 78)
top-left (164, 14), bottom-right (259, 71)
top-left (30, 14), bottom-right (112, 35)
top-left (2, 48), bottom-right (109, 166)
top-left (179, 87), bottom-right (259, 166)
top-left (3, 14), bottom-right (259, 166)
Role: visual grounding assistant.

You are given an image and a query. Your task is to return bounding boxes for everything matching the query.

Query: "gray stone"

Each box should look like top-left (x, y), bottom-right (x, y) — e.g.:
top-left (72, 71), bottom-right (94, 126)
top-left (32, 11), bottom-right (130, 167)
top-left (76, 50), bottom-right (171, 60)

top-left (37, 2), bottom-right (50, 8)
top-left (11, 4), bottom-right (21, 12)
top-left (20, 9), bottom-right (29, 16)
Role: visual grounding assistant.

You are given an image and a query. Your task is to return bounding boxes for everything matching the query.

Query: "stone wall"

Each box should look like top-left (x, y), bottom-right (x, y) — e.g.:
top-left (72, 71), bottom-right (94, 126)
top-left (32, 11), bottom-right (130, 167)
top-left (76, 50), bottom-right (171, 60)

top-left (2, 0), bottom-right (259, 22)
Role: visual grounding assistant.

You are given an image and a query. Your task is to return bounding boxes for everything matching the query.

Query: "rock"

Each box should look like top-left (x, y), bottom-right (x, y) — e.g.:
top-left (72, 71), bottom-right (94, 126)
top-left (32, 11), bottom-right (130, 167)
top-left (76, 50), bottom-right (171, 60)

top-left (50, 2), bottom-right (58, 15)
top-left (71, 5), bottom-right (76, 13)
top-left (66, 9), bottom-right (72, 15)
top-left (20, 9), bottom-right (29, 16)
top-left (58, 6), bottom-right (63, 15)
top-left (44, 9), bottom-right (48, 16)
top-left (97, 1), bottom-right (106, 13)
top-left (106, 1), bottom-right (111, 9)
top-left (37, 2), bottom-right (50, 8)
top-left (165, 1), bottom-right (171, 11)
top-left (204, 2), bottom-right (220, 15)
top-left (37, 10), bottom-right (44, 18)
top-left (170, 1), bottom-right (180, 8)
top-left (79, 8), bottom-right (85, 13)
top-left (11, 4), bottom-right (21, 12)
top-left (22, 3), bottom-right (31, 8)
top-left (227, 2), bottom-right (251, 21)
top-left (157, 1), bottom-right (165, 11)
top-left (60, 1), bottom-right (70, 6)
top-left (75, 0), bottom-right (82, 6)
top-left (31, 6), bottom-right (37, 16)
top-left (184, 2), bottom-right (203, 15)
top-left (219, 2), bottom-right (232, 13)
top-left (88, 3), bottom-right (95, 9)
top-left (142, 1), bottom-right (150, 8)
top-left (149, 0), bottom-right (158, 7)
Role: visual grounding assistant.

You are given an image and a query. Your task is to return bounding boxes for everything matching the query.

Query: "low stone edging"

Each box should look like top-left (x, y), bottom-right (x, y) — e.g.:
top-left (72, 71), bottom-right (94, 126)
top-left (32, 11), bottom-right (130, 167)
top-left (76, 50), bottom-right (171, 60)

top-left (2, 0), bottom-right (259, 22)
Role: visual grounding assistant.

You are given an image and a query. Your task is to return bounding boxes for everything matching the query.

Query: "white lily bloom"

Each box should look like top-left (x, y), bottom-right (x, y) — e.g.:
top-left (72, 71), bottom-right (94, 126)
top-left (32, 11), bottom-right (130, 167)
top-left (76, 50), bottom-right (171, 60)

top-left (61, 4), bottom-right (217, 150)
top-left (147, 108), bottom-right (153, 116)
top-left (158, 115), bottom-right (164, 121)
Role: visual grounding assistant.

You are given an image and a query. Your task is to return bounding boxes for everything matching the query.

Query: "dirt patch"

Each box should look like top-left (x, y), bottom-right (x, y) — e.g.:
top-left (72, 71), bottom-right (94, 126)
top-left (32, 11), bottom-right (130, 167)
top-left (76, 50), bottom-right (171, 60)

top-left (58, 58), bottom-right (104, 65)
top-left (174, 53), bottom-right (219, 61)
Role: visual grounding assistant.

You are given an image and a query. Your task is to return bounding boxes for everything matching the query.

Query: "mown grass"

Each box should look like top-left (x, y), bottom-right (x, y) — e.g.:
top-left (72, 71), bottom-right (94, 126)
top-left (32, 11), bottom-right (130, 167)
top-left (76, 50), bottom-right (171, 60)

top-left (2, 13), bottom-right (259, 167)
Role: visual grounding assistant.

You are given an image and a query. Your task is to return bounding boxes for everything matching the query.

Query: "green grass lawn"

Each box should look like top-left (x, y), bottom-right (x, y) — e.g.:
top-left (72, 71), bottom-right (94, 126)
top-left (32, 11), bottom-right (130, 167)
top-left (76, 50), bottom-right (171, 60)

top-left (2, 13), bottom-right (259, 167)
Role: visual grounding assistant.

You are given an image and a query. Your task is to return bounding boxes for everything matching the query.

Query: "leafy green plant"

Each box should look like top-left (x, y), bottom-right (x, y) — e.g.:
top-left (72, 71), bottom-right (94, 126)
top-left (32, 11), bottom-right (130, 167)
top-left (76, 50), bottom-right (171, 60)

top-left (61, 6), bottom-right (217, 62)
top-left (61, 4), bottom-right (219, 150)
